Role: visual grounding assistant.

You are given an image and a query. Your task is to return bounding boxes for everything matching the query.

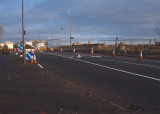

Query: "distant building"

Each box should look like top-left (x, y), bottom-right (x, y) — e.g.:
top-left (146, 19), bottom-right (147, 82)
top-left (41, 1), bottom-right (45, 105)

top-left (32, 40), bottom-right (47, 48)
top-left (25, 41), bottom-right (33, 46)
top-left (73, 42), bottom-right (82, 45)
top-left (156, 42), bottom-right (160, 46)
top-left (120, 42), bottom-right (125, 51)
top-left (5, 41), bottom-right (13, 49)
top-left (0, 43), bottom-right (4, 47)
top-left (88, 40), bottom-right (91, 44)
top-left (20, 40), bottom-right (47, 48)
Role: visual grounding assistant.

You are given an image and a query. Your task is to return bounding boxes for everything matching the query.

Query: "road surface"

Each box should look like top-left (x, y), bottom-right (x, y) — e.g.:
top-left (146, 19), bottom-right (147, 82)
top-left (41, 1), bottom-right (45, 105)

top-left (0, 54), bottom-right (125, 114)
top-left (36, 52), bottom-right (160, 114)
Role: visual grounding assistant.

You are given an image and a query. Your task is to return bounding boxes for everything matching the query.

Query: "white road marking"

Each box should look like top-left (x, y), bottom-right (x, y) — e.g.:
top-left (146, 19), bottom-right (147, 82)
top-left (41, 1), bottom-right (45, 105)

top-left (91, 56), bottom-right (101, 58)
top-left (101, 59), bottom-right (160, 69)
top-left (37, 63), bottom-right (43, 69)
top-left (44, 52), bottom-right (160, 82)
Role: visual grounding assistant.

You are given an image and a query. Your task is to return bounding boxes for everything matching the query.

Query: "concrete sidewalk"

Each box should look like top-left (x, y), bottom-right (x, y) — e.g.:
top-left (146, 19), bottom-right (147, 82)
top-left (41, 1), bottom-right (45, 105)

top-left (0, 54), bottom-right (125, 114)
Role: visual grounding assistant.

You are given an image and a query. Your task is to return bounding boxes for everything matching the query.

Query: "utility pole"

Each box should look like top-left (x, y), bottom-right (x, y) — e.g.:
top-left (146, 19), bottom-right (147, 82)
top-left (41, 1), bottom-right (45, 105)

top-left (69, 11), bottom-right (72, 46)
top-left (57, 9), bottom-right (74, 47)
top-left (0, 25), bottom-right (3, 55)
top-left (61, 27), bottom-right (63, 45)
top-left (22, 0), bottom-right (26, 64)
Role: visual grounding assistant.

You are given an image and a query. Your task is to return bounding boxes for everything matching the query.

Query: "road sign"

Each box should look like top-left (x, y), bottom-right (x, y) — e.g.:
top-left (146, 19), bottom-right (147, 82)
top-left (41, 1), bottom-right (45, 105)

top-left (18, 44), bottom-right (23, 50)
top-left (26, 52), bottom-right (34, 60)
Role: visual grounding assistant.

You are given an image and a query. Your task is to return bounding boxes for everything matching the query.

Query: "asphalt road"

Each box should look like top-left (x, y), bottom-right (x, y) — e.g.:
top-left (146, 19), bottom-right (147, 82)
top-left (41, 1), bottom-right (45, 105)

top-left (36, 52), bottom-right (160, 114)
top-left (0, 53), bottom-right (125, 114)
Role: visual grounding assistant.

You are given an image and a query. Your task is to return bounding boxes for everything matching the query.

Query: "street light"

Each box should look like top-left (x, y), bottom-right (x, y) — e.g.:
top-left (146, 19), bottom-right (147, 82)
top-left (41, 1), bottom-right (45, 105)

top-left (57, 8), bottom-right (73, 46)
top-left (61, 27), bottom-right (63, 45)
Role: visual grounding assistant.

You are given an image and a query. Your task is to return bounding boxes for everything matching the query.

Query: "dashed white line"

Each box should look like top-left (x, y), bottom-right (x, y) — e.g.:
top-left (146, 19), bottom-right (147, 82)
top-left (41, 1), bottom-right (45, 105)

top-left (37, 63), bottom-right (43, 69)
top-left (44, 52), bottom-right (160, 82)
top-left (91, 56), bottom-right (101, 58)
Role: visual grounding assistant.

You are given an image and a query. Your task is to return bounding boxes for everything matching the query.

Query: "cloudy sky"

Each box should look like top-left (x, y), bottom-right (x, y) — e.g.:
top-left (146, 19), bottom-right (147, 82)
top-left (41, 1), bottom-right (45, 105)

top-left (0, 0), bottom-right (160, 44)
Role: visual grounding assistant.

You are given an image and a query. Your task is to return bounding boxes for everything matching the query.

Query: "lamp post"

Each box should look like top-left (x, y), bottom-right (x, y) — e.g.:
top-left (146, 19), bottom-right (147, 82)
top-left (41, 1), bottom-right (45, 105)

top-left (0, 25), bottom-right (2, 55)
top-left (22, 0), bottom-right (26, 64)
top-left (58, 9), bottom-right (73, 46)
top-left (61, 27), bottom-right (63, 45)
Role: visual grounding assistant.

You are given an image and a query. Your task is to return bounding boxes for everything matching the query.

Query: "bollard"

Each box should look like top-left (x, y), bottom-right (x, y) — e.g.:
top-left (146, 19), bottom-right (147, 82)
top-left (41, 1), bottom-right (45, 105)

top-left (91, 48), bottom-right (93, 55)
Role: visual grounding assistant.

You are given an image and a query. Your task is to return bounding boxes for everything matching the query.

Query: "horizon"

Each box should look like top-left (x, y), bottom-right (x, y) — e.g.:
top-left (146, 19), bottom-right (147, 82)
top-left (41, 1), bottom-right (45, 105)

top-left (0, 0), bottom-right (160, 44)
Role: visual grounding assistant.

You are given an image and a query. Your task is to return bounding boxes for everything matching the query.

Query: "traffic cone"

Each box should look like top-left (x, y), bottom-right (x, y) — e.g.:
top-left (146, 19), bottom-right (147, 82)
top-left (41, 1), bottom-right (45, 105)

top-left (112, 48), bottom-right (115, 57)
top-left (33, 52), bottom-right (37, 64)
top-left (61, 48), bottom-right (63, 53)
top-left (73, 48), bottom-right (75, 54)
top-left (139, 51), bottom-right (143, 60)
top-left (91, 48), bottom-right (93, 55)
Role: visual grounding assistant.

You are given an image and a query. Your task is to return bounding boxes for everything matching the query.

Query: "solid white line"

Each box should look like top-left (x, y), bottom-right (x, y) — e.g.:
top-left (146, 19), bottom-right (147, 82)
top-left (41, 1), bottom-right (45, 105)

top-left (68, 58), bottom-right (160, 81)
top-left (101, 59), bottom-right (160, 69)
top-left (37, 63), bottom-right (43, 69)
top-left (43, 52), bottom-right (160, 81)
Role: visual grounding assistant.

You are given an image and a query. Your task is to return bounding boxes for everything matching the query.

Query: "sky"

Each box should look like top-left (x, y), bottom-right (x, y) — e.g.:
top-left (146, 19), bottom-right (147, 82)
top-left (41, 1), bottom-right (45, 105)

top-left (0, 0), bottom-right (160, 44)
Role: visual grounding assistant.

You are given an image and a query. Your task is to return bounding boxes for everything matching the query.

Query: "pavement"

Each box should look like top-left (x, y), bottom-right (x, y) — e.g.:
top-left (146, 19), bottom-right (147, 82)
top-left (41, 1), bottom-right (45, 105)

top-left (0, 54), bottom-right (126, 114)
